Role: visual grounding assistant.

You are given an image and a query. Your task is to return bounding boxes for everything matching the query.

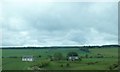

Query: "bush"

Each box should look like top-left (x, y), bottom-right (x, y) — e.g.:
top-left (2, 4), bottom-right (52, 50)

top-left (79, 58), bottom-right (82, 61)
top-left (85, 54), bottom-right (88, 58)
top-left (60, 64), bottom-right (63, 67)
top-left (35, 60), bottom-right (50, 68)
top-left (66, 63), bottom-right (70, 67)
top-left (109, 66), bottom-right (113, 70)
top-left (38, 55), bottom-right (41, 58)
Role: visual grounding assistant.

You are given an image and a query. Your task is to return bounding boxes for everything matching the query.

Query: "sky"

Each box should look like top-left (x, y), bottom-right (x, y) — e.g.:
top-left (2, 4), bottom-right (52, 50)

top-left (0, 0), bottom-right (118, 47)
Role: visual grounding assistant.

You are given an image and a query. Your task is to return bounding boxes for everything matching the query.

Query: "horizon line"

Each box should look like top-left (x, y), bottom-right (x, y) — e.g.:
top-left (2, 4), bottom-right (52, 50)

top-left (0, 44), bottom-right (119, 48)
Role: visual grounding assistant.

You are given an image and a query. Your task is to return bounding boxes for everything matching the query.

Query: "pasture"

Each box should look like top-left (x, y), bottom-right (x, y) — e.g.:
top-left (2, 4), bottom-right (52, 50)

top-left (0, 49), bottom-right (2, 71)
top-left (2, 47), bottom-right (119, 70)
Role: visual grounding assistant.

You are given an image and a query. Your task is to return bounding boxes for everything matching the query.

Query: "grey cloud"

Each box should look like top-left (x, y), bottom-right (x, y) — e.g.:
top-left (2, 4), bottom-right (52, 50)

top-left (1, 2), bottom-right (118, 46)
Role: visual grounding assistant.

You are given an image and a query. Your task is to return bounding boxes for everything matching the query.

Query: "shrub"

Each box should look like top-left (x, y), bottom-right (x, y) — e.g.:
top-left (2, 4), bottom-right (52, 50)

top-left (39, 55), bottom-right (41, 58)
top-left (35, 60), bottom-right (50, 68)
top-left (85, 54), bottom-right (88, 58)
top-left (60, 64), bottom-right (63, 67)
top-left (66, 63), bottom-right (70, 67)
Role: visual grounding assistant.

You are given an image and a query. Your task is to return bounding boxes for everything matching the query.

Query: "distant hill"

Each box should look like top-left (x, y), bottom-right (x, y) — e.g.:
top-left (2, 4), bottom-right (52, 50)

top-left (1, 45), bottom-right (120, 49)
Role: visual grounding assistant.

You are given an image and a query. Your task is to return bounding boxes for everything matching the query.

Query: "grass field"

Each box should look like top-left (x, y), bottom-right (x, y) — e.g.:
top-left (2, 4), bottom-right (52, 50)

top-left (0, 49), bottom-right (2, 71)
top-left (2, 47), bottom-right (119, 70)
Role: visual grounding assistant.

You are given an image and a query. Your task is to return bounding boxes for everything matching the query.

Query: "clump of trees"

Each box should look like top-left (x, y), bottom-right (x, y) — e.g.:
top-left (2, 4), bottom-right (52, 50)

top-left (84, 53), bottom-right (104, 58)
top-left (67, 52), bottom-right (78, 57)
top-left (50, 52), bottom-right (64, 61)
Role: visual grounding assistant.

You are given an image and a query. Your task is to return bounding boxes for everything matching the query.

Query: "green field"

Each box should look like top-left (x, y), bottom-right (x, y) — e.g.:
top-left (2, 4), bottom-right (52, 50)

top-left (2, 47), bottom-right (119, 70)
top-left (0, 49), bottom-right (2, 71)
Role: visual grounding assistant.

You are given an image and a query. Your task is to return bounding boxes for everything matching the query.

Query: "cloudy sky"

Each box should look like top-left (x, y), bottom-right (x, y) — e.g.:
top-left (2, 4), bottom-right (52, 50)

top-left (0, 0), bottom-right (118, 47)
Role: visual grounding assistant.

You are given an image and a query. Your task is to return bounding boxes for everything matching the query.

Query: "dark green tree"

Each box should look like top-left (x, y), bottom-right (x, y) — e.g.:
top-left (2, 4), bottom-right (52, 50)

top-left (67, 52), bottom-right (78, 57)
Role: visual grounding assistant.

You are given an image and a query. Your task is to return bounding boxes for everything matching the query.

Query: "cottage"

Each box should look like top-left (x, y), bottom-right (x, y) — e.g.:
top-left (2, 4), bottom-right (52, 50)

top-left (22, 56), bottom-right (34, 62)
top-left (67, 52), bottom-right (79, 61)
top-left (68, 56), bottom-right (79, 61)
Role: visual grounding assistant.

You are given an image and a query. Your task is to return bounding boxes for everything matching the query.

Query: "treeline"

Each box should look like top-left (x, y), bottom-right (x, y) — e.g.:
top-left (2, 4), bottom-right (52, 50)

top-left (1, 45), bottom-right (120, 49)
top-left (84, 45), bottom-right (120, 48)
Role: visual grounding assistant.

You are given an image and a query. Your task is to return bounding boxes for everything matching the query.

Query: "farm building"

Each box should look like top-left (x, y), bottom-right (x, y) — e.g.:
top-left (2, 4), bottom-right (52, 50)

top-left (22, 56), bottom-right (34, 62)
top-left (67, 52), bottom-right (79, 61)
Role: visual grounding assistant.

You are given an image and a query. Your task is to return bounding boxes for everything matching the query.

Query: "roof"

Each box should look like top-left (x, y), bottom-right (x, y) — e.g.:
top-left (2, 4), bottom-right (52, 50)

top-left (22, 55), bottom-right (33, 58)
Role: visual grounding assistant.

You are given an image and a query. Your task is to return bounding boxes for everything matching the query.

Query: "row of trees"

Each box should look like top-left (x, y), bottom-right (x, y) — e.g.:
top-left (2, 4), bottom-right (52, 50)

top-left (81, 54), bottom-right (104, 58)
